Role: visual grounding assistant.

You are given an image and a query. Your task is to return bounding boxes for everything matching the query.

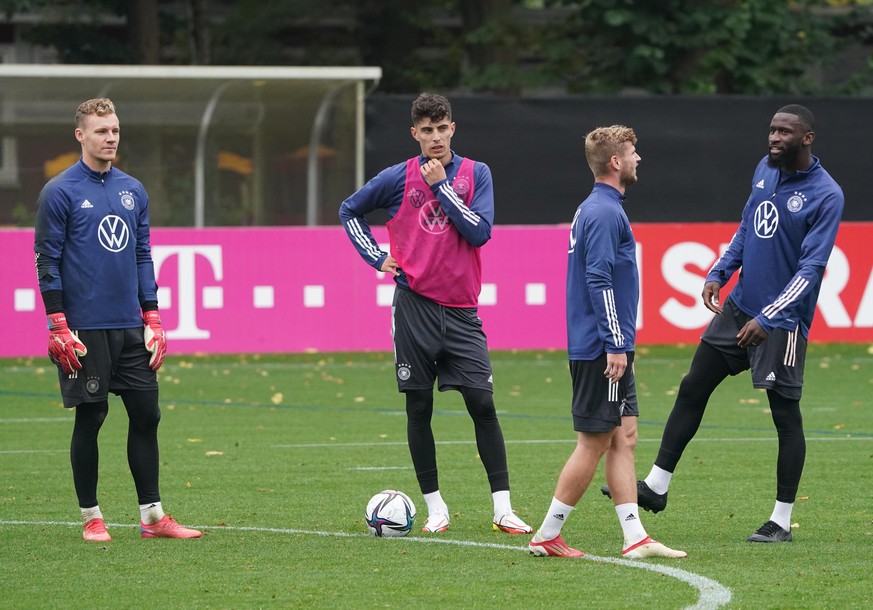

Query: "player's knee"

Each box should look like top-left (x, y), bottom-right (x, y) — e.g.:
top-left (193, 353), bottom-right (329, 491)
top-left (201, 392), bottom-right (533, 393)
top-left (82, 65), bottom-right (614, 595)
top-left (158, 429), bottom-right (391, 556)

top-left (121, 391), bottom-right (161, 431)
top-left (75, 401), bottom-right (109, 432)
top-left (613, 421), bottom-right (637, 451)
top-left (768, 391), bottom-right (803, 431)
top-left (405, 389), bottom-right (433, 422)
top-left (460, 387), bottom-right (496, 421)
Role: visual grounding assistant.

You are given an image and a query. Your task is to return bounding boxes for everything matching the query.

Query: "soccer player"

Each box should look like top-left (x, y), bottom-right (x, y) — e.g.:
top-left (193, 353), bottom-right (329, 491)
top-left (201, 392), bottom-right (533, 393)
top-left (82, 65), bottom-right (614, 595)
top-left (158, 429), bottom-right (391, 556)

top-left (528, 126), bottom-right (685, 559)
top-left (339, 92), bottom-right (531, 535)
top-left (34, 98), bottom-right (201, 541)
top-left (602, 104), bottom-right (844, 543)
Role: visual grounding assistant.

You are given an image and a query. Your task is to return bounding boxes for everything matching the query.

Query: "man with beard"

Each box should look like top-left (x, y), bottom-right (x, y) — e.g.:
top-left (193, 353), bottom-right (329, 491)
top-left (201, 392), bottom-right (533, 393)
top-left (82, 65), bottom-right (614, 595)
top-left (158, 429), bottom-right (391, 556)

top-left (601, 104), bottom-right (844, 543)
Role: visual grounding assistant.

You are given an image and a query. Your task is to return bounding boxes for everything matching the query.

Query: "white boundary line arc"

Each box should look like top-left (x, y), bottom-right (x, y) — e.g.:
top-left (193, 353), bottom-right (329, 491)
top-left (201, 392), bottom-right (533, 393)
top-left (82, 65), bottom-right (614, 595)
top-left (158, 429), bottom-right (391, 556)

top-left (0, 520), bottom-right (732, 610)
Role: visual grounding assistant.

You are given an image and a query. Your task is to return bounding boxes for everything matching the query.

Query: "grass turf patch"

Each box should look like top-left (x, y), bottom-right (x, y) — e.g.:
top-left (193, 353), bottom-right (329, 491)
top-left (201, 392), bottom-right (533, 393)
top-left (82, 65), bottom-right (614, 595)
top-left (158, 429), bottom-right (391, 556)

top-left (1, 344), bottom-right (871, 609)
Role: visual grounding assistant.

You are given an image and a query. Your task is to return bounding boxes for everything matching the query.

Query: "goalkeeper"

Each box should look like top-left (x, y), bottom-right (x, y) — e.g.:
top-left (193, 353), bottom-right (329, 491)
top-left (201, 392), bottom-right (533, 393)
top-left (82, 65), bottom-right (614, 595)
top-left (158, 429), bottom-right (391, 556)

top-left (33, 98), bottom-right (200, 542)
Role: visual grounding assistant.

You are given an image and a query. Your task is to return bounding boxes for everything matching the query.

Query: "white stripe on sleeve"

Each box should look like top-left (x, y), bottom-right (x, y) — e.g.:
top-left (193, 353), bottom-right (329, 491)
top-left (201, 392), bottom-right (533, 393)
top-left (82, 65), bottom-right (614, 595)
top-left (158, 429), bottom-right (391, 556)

top-left (602, 289), bottom-right (624, 347)
top-left (762, 277), bottom-right (809, 319)
top-left (438, 183), bottom-right (480, 226)
top-left (346, 218), bottom-right (382, 262)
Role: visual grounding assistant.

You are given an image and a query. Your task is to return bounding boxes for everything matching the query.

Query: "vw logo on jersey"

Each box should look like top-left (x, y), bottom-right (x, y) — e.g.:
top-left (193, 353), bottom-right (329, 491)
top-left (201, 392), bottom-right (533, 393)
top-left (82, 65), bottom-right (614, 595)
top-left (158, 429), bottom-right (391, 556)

top-left (98, 214), bottom-right (130, 252)
top-left (754, 200), bottom-right (779, 239)
top-left (408, 188), bottom-right (426, 208)
top-left (452, 176), bottom-right (470, 196)
top-left (119, 191), bottom-right (135, 210)
top-left (419, 200), bottom-right (452, 234)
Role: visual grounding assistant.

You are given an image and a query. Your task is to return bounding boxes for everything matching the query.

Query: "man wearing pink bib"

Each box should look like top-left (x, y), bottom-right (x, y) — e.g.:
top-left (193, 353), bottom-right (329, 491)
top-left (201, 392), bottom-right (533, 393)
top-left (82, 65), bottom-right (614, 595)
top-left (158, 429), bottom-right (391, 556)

top-left (340, 93), bottom-right (531, 535)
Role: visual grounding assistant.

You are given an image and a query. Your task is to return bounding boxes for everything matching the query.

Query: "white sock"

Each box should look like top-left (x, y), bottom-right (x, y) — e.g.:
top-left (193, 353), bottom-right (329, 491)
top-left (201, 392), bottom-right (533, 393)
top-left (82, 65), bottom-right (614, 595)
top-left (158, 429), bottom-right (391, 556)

top-left (538, 497), bottom-right (575, 541)
top-left (616, 502), bottom-right (648, 547)
top-left (81, 505), bottom-right (104, 525)
top-left (140, 502), bottom-right (165, 525)
top-left (644, 465), bottom-right (673, 495)
top-left (423, 491), bottom-right (448, 517)
top-left (492, 490), bottom-right (512, 520)
top-left (769, 501), bottom-right (794, 531)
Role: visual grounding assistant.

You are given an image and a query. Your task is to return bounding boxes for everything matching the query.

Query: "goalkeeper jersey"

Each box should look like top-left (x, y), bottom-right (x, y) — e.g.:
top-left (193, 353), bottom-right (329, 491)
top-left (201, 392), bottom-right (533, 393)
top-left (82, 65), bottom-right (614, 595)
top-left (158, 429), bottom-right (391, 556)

top-left (706, 155), bottom-right (844, 338)
top-left (34, 159), bottom-right (158, 330)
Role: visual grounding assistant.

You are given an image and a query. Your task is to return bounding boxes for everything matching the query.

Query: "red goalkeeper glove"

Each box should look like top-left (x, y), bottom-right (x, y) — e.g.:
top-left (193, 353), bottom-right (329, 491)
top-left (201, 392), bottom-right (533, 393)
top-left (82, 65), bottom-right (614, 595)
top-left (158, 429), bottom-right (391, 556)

top-left (142, 310), bottom-right (167, 371)
top-left (47, 312), bottom-right (87, 375)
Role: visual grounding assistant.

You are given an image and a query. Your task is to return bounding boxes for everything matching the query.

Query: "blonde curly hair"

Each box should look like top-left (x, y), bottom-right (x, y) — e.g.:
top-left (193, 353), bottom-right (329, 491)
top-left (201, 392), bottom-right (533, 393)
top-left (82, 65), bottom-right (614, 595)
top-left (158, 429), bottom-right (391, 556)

top-left (75, 98), bottom-right (116, 128)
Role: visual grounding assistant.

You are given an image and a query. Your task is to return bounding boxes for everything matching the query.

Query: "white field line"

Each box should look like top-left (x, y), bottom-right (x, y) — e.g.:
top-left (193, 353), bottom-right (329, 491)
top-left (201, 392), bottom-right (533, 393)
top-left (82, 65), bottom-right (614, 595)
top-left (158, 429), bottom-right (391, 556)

top-left (0, 418), bottom-right (72, 423)
top-left (2, 436), bottom-right (867, 456)
top-left (0, 450), bottom-right (66, 454)
top-left (272, 436), bottom-right (872, 449)
top-left (0, 519), bottom-right (731, 610)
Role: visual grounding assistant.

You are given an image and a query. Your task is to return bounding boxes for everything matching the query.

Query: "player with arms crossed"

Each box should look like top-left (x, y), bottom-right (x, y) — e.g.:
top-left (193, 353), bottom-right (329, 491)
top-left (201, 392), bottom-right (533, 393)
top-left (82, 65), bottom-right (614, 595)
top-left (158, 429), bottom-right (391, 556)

top-left (339, 92), bottom-right (531, 535)
top-left (34, 98), bottom-right (201, 541)
top-left (603, 104), bottom-right (844, 543)
top-left (529, 126), bottom-right (685, 559)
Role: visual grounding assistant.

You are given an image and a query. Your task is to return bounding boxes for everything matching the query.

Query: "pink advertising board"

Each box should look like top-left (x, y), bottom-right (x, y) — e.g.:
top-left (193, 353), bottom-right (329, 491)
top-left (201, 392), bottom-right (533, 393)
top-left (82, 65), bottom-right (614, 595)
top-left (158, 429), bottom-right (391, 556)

top-left (2, 223), bottom-right (872, 358)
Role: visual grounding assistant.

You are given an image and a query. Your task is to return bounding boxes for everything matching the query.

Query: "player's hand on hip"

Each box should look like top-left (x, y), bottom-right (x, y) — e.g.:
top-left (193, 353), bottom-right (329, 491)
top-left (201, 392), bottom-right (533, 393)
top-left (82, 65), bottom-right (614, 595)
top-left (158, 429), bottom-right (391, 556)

top-left (380, 255), bottom-right (401, 277)
top-left (142, 310), bottom-right (167, 371)
top-left (47, 312), bottom-right (87, 375)
top-left (702, 281), bottom-right (723, 314)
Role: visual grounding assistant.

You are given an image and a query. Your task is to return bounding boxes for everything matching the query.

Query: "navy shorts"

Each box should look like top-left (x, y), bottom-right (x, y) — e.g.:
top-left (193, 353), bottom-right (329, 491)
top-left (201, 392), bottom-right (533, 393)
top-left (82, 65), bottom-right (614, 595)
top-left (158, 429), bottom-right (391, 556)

top-left (569, 351), bottom-right (638, 433)
top-left (55, 328), bottom-right (157, 408)
top-left (391, 286), bottom-right (493, 393)
top-left (701, 298), bottom-right (806, 400)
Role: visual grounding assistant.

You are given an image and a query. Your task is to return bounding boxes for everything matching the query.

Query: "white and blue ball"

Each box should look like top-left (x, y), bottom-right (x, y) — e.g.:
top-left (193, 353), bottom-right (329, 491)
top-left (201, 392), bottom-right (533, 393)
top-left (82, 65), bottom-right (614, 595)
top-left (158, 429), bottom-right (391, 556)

top-left (365, 490), bottom-right (416, 537)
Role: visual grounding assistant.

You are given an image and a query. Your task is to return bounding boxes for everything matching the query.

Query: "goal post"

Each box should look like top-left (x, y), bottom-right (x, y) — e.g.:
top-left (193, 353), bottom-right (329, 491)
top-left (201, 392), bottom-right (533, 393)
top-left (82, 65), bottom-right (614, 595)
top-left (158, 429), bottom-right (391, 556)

top-left (0, 64), bottom-right (382, 227)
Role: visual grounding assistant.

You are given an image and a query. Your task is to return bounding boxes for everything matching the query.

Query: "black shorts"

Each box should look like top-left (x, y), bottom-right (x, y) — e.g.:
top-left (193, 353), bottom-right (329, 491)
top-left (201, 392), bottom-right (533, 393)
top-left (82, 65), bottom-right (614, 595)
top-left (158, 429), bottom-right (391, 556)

top-left (55, 328), bottom-right (157, 408)
top-left (391, 286), bottom-right (493, 393)
top-left (569, 352), bottom-right (638, 433)
top-left (701, 298), bottom-right (806, 400)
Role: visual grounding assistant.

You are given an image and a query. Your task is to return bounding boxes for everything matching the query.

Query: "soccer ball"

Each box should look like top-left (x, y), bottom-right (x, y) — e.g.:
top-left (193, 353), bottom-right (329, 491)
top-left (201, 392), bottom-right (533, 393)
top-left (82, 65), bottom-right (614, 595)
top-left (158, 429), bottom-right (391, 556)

top-left (365, 490), bottom-right (416, 537)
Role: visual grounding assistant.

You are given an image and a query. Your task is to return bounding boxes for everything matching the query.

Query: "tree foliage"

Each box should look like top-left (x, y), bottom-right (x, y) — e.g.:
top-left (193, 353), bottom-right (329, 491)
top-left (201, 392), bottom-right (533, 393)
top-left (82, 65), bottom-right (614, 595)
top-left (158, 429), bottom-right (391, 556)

top-left (536, 0), bottom-right (873, 94)
top-left (4, 0), bottom-right (872, 95)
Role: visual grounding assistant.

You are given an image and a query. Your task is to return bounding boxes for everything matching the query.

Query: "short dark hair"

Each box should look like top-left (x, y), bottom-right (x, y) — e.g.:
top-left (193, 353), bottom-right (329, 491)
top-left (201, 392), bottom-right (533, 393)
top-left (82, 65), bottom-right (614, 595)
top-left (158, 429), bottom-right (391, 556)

top-left (411, 92), bottom-right (452, 125)
top-left (776, 104), bottom-right (815, 131)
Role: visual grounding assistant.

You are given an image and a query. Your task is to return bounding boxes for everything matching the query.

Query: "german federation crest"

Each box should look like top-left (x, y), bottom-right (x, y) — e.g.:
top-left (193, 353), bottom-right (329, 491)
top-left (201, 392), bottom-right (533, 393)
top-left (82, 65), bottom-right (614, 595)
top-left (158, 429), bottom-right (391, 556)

top-left (787, 194), bottom-right (804, 213)
top-left (120, 191), bottom-right (135, 210)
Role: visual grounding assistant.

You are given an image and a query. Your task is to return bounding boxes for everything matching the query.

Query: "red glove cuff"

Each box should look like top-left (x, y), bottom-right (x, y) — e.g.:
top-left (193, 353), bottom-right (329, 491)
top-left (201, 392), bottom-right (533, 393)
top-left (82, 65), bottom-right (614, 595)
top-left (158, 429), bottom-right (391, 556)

top-left (47, 312), bottom-right (69, 330)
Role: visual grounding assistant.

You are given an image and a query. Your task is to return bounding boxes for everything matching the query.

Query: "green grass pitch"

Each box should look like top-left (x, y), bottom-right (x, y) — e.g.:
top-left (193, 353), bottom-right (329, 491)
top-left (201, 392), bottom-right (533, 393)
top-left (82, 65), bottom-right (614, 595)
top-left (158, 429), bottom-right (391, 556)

top-left (1, 344), bottom-right (871, 609)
